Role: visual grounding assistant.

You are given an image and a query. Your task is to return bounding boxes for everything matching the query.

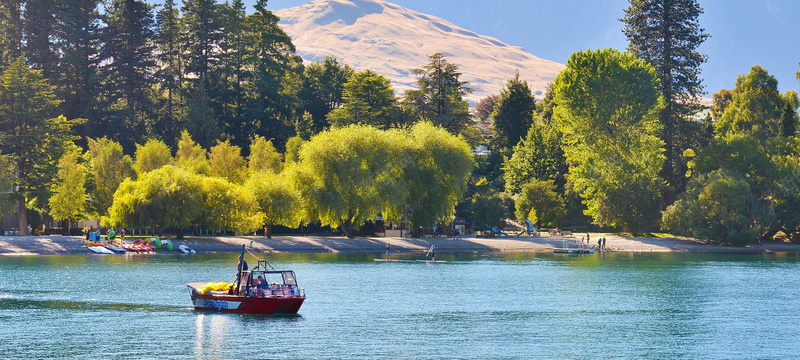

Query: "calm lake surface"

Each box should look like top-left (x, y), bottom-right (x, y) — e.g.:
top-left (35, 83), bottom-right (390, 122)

top-left (1, 251), bottom-right (799, 359)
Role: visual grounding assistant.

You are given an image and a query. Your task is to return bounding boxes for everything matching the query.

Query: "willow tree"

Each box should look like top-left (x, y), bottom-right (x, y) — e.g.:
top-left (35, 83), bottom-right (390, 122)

top-left (400, 121), bottom-right (474, 229)
top-left (107, 165), bottom-right (203, 238)
top-left (292, 125), bottom-right (407, 238)
top-left (554, 48), bottom-right (665, 234)
top-left (199, 175), bottom-right (263, 236)
top-left (246, 170), bottom-right (300, 238)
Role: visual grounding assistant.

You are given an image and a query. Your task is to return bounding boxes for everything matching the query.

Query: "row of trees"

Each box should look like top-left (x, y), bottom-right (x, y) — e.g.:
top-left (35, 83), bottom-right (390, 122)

top-left (87, 123), bottom-right (471, 238)
top-left (475, 0), bottom-right (800, 245)
top-left (2, 0), bottom-right (800, 245)
top-left (0, 1), bottom-right (475, 154)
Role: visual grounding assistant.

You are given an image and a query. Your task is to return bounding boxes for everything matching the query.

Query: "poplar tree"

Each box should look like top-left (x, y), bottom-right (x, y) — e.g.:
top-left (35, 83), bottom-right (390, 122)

top-left (622, 0), bottom-right (710, 199)
top-left (49, 148), bottom-right (88, 232)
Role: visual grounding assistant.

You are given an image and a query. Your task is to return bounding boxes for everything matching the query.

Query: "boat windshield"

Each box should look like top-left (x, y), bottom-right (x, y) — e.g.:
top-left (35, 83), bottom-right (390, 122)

top-left (248, 270), bottom-right (297, 288)
top-left (282, 271), bottom-right (297, 286)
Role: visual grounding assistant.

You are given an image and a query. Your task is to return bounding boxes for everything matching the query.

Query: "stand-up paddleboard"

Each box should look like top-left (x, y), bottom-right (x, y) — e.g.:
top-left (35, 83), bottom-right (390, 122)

top-left (105, 245), bottom-right (127, 254)
top-left (87, 246), bottom-right (114, 254)
top-left (179, 244), bottom-right (196, 254)
top-left (373, 258), bottom-right (399, 262)
top-left (415, 259), bottom-right (447, 263)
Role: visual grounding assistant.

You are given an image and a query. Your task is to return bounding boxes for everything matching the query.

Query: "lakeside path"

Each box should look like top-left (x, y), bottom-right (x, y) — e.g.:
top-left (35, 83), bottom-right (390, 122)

top-left (2, 233), bottom-right (800, 256)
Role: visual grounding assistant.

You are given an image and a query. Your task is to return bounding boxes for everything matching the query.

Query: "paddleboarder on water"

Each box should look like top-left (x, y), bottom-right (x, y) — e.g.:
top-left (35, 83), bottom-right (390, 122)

top-left (427, 244), bottom-right (436, 262)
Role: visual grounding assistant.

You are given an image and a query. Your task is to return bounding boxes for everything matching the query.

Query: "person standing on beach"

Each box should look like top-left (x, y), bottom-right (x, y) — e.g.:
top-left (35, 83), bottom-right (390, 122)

top-left (108, 228), bottom-right (116, 244)
top-left (427, 245), bottom-right (436, 262)
top-left (602, 237), bottom-right (606, 250)
top-left (386, 243), bottom-right (391, 260)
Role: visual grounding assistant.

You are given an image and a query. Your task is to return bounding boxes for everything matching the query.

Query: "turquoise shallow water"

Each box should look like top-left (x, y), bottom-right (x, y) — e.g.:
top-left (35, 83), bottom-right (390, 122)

top-left (1, 252), bottom-right (799, 359)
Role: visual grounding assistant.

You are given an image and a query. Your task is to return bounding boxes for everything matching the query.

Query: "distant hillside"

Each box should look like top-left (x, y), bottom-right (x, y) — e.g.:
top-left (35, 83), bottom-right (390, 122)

top-left (274, 0), bottom-right (565, 103)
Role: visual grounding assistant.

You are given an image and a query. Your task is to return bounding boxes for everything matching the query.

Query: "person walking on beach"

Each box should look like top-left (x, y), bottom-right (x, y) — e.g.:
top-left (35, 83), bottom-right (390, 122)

top-left (602, 237), bottom-right (606, 250)
top-left (427, 245), bottom-right (436, 262)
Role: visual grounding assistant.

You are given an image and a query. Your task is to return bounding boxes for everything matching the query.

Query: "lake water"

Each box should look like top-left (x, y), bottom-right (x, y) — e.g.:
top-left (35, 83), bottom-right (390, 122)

top-left (1, 251), bottom-right (798, 359)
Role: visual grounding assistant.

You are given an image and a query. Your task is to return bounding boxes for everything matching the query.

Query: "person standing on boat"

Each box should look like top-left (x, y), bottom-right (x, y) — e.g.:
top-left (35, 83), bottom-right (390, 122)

top-left (427, 245), bottom-right (436, 262)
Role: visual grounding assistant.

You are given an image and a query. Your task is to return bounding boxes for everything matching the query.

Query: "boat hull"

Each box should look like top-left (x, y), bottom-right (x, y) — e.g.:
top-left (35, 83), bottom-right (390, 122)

top-left (188, 285), bottom-right (304, 314)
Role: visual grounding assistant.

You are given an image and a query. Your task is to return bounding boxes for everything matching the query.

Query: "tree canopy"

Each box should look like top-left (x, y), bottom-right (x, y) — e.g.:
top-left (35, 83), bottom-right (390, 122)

top-left (554, 48), bottom-right (665, 234)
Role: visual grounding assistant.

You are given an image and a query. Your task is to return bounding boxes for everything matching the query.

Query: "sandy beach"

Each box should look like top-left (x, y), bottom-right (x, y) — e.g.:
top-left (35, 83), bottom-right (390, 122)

top-left (1, 233), bottom-right (799, 256)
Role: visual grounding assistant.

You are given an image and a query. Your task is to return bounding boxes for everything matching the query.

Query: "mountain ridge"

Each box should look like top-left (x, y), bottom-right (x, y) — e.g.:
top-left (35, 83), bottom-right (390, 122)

top-left (274, 0), bottom-right (565, 102)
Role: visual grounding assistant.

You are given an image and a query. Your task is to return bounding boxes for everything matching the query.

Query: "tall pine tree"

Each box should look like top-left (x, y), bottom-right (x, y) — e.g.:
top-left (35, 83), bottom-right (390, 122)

top-left (405, 52), bottom-right (473, 134)
top-left (622, 0), bottom-right (709, 202)
top-left (154, 0), bottom-right (184, 146)
top-left (0, 0), bottom-right (23, 70)
top-left (51, 0), bottom-right (102, 135)
top-left (99, 0), bottom-right (157, 152)
top-left (245, 0), bottom-right (295, 147)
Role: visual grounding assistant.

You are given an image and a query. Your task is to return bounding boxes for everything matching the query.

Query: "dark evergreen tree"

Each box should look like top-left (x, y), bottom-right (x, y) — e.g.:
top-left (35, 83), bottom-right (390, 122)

top-left (244, 0), bottom-right (295, 146)
top-left (622, 0), bottom-right (710, 202)
top-left (405, 52), bottom-right (473, 134)
top-left (216, 0), bottom-right (248, 144)
top-left (182, 0), bottom-right (221, 88)
top-left (301, 56), bottom-right (353, 133)
top-left (23, 0), bottom-right (57, 78)
top-left (154, 0), bottom-right (184, 146)
top-left (490, 72), bottom-right (535, 158)
top-left (781, 95), bottom-right (798, 137)
top-left (51, 0), bottom-right (102, 134)
top-left (0, 57), bottom-right (83, 235)
top-left (99, 0), bottom-right (157, 152)
top-left (0, 0), bottom-right (23, 69)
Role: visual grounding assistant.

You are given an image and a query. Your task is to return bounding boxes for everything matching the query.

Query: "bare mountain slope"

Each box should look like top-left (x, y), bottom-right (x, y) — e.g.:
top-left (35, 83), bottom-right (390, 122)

top-left (274, 0), bottom-right (565, 102)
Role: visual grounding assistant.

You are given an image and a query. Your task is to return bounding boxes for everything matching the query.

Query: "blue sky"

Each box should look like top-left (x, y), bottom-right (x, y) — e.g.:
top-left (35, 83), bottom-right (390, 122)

top-left (250, 0), bottom-right (800, 95)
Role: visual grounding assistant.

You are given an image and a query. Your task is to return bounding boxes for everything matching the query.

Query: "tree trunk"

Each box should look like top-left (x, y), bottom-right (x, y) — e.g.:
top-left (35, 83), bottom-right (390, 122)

top-left (340, 219), bottom-right (354, 238)
top-left (176, 228), bottom-right (184, 239)
top-left (266, 224), bottom-right (272, 239)
top-left (17, 200), bottom-right (28, 235)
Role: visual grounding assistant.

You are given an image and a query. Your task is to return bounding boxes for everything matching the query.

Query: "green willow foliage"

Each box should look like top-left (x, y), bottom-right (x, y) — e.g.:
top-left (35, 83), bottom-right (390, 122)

top-left (292, 123), bottom-right (473, 237)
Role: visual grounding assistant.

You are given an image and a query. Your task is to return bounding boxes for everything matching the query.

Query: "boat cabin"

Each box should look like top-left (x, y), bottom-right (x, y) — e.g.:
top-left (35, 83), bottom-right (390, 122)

top-left (241, 260), bottom-right (304, 297)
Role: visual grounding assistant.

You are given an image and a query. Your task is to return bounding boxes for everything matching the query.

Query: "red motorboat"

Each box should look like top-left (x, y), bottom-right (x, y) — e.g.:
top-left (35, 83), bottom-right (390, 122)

top-left (187, 245), bottom-right (306, 314)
